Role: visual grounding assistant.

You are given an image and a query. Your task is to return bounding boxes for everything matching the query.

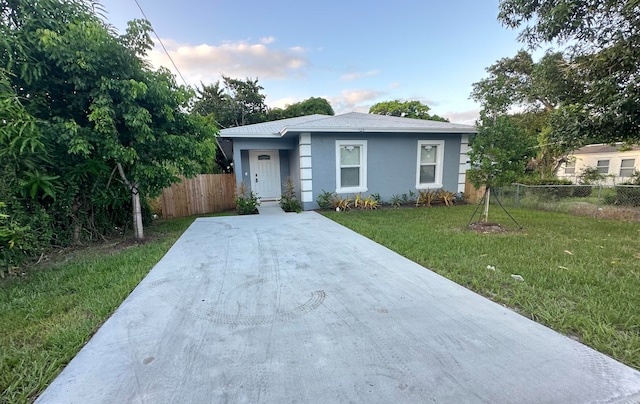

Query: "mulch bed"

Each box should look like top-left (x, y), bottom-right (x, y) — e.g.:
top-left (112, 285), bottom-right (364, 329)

top-left (468, 222), bottom-right (508, 233)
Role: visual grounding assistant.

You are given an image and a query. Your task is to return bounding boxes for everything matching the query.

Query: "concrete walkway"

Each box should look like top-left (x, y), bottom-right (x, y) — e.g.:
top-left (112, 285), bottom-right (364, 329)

top-left (38, 211), bottom-right (640, 403)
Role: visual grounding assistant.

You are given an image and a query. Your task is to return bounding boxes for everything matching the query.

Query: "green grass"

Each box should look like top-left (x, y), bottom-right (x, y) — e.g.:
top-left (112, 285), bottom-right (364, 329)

top-left (0, 215), bottom-right (219, 403)
top-left (322, 205), bottom-right (640, 370)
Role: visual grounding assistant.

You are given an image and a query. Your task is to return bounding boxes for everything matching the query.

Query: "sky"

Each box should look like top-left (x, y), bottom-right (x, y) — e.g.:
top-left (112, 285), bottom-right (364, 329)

top-left (97, 0), bottom-right (534, 124)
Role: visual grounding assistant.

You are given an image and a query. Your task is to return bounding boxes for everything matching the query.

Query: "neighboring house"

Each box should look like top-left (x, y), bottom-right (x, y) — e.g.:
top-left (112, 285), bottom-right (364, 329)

top-left (558, 143), bottom-right (640, 184)
top-left (220, 112), bottom-right (476, 210)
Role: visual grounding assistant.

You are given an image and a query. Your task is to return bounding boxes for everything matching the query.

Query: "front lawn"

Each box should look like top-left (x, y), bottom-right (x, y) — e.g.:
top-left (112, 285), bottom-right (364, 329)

top-left (322, 205), bottom-right (640, 370)
top-left (0, 215), bottom-right (211, 402)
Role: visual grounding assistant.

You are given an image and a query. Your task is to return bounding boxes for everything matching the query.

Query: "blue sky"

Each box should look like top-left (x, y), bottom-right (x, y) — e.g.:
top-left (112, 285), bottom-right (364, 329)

top-left (98, 0), bottom-right (532, 124)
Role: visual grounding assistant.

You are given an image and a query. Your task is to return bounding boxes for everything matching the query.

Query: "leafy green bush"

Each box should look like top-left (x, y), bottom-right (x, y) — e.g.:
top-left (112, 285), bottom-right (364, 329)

top-left (390, 194), bottom-right (402, 208)
top-left (279, 177), bottom-right (302, 213)
top-left (316, 189), bottom-right (335, 209)
top-left (234, 183), bottom-right (260, 215)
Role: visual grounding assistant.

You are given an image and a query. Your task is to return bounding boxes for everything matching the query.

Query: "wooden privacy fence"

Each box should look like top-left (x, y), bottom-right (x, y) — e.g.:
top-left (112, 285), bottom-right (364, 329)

top-left (158, 174), bottom-right (236, 218)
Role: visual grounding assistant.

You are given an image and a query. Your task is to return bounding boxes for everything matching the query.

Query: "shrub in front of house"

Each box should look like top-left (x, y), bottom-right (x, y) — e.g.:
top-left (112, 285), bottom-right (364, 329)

top-left (279, 177), bottom-right (302, 213)
top-left (234, 183), bottom-right (260, 215)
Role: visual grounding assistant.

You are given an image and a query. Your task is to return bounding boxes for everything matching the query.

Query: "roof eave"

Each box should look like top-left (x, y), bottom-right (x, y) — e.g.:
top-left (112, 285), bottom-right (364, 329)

top-left (282, 127), bottom-right (476, 135)
top-left (221, 125), bottom-right (477, 138)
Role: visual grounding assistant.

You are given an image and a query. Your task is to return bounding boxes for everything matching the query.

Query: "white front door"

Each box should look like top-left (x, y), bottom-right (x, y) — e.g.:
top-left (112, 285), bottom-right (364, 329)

top-left (249, 150), bottom-right (281, 200)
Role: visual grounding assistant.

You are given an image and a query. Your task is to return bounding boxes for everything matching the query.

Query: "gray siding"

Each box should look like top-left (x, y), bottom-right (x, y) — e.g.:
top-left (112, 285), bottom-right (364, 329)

top-left (288, 145), bottom-right (301, 201)
top-left (278, 150), bottom-right (290, 194)
top-left (310, 132), bottom-right (463, 205)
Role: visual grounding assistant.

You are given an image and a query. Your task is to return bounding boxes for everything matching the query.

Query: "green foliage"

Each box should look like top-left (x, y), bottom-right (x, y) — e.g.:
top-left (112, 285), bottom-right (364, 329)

top-left (497, 0), bottom-right (640, 146)
top-left (471, 50), bottom-right (578, 114)
top-left (234, 183), bottom-right (260, 215)
top-left (316, 189), bottom-right (335, 209)
top-left (577, 166), bottom-right (606, 185)
top-left (268, 97), bottom-right (334, 120)
top-left (389, 194), bottom-right (403, 208)
top-left (279, 177), bottom-right (302, 213)
top-left (400, 190), bottom-right (416, 205)
top-left (471, 51), bottom-right (578, 177)
top-left (468, 114), bottom-right (535, 188)
top-left (369, 100), bottom-right (449, 122)
top-left (0, 0), bottom-right (218, 258)
top-left (193, 76), bottom-right (268, 128)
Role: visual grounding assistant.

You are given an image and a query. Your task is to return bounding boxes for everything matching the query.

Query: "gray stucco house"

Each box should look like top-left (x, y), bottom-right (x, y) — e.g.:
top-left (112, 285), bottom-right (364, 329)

top-left (220, 112), bottom-right (476, 210)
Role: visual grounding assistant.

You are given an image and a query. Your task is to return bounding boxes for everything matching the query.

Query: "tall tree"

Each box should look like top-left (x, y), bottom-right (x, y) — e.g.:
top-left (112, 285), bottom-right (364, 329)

top-left (369, 100), bottom-right (449, 122)
top-left (498, 0), bottom-right (640, 147)
top-left (1, 0), bottom-right (217, 244)
top-left (471, 50), bottom-right (580, 177)
top-left (193, 76), bottom-right (268, 128)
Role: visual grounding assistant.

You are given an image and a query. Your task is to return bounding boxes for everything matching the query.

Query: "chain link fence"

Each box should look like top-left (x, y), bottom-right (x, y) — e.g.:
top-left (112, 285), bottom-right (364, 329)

top-left (492, 184), bottom-right (640, 221)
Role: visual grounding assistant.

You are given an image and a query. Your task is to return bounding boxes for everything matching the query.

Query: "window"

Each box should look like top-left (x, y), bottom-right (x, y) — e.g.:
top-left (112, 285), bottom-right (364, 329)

top-left (620, 159), bottom-right (635, 177)
top-left (596, 160), bottom-right (609, 174)
top-left (564, 161), bottom-right (576, 174)
top-left (336, 140), bottom-right (367, 193)
top-left (416, 140), bottom-right (444, 188)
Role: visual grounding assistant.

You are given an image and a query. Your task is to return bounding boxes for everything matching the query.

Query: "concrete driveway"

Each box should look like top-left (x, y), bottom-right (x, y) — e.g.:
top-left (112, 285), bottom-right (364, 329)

top-left (38, 207), bottom-right (640, 403)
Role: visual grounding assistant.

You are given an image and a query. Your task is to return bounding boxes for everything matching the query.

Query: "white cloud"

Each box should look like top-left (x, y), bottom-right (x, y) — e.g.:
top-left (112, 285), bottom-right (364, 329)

top-left (442, 108), bottom-right (480, 125)
top-left (340, 70), bottom-right (380, 81)
top-left (146, 38), bottom-right (309, 85)
top-left (388, 82), bottom-right (401, 89)
top-left (327, 89), bottom-right (385, 114)
top-left (269, 97), bottom-right (298, 109)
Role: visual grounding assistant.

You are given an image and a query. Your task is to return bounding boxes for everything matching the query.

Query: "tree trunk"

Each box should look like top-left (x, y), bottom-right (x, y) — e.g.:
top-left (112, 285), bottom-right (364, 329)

top-left (130, 182), bottom-right (144, 241)
top-left (116, 163), bottom-right (144, 241)
top-left (482, 187), bottom-right (491, 222)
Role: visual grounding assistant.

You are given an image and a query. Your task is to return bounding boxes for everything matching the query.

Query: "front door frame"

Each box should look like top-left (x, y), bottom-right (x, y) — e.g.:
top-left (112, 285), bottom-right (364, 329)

top-left (249, 150), bottom-right (281, 201)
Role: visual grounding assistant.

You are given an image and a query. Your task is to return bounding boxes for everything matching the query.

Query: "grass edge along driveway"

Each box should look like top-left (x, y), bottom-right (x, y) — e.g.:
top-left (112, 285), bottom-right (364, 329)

top-left (322, 205), bottom-right (640, 372)
top-left (0, 215), bottom-right (211, 403)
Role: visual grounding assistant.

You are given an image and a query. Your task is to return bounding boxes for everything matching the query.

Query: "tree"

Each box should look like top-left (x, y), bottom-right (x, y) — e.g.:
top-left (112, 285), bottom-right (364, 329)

top-left (471, 50), bottom-right (580, 178)
top-left (267, 97), bottom-right (334, 121)
top-left (193, 76), bottom-right (268, 128)
top-left (497, 0), bottom-right (640, 147)
top-left (471, 50), bottom-right (580, 114)
top-left (468, 113), bottom-right (535, 221)
top-left (369, 100), bottom-right (449, 122)
top-left (1, 0), bottom-right (217, 245)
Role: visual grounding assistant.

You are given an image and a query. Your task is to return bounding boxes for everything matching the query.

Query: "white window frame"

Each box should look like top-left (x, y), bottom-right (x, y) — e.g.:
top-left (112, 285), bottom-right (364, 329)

top-left (564, 161), bottom-right (576, 174)
top-left (335, 140), bottom-right (367, 193)
top-left (596, 159), bottom-right (610, 174)
top-left (620, 159), bottom-right (635, 177)
top-left (416, 140), bottom-right (445, 189)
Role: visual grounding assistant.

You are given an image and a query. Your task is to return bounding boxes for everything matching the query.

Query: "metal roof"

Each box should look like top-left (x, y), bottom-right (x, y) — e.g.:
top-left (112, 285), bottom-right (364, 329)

top-left (572, 143), bottom-right (640, 155)
top-left (220, 112), bottom-right (476, 138)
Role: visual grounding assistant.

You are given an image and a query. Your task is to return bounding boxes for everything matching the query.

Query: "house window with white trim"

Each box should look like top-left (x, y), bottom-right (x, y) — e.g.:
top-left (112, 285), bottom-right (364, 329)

top-left (620, 159), bottom-right (635, 177)
top-left (416, 140), bottom-right (444, 189)
top-left (564, 161), bottom-right (576, 174)
top-left (596, 160), bottom-right (609, 174)
top-left (336, 140), bottom-right (367, 193)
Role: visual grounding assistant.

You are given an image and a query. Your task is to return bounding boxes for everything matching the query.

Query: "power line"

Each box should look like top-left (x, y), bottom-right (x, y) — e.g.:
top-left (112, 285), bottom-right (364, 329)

top-left (132, 0), bottom-right (190, 87)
